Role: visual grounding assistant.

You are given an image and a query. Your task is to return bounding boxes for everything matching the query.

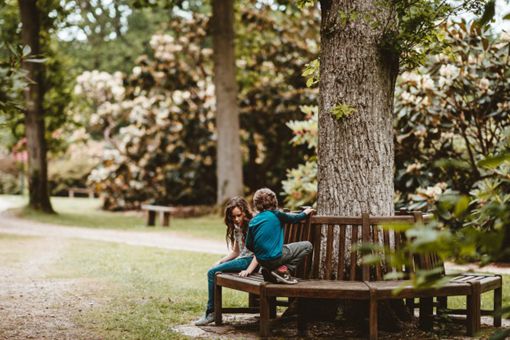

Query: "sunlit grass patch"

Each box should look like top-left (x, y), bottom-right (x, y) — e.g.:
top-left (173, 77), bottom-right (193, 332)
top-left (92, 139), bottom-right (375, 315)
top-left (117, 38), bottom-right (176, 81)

top-left (46, 239), bottom-right (246, 339)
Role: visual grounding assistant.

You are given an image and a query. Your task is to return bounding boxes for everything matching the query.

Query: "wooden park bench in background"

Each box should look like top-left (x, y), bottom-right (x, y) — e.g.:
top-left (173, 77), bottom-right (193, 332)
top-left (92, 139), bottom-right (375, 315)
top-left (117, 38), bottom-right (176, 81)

top-left (141, 204), bottom-right (175, 227)
top-left (68, 187), bottom-right (95, 198)
top-left (214, 212), bottom-right (503, 339)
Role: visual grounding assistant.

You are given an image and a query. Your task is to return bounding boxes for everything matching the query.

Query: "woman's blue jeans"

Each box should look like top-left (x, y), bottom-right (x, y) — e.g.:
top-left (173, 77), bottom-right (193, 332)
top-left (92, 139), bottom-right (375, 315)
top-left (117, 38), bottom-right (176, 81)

top-left (206, 256), bottom-right (253, 314)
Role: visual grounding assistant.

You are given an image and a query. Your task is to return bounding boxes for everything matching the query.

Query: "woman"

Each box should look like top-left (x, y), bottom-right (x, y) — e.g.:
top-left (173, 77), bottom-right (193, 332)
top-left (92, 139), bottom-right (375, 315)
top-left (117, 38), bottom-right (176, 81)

top-left (195, 196), bottom-right (258, 326)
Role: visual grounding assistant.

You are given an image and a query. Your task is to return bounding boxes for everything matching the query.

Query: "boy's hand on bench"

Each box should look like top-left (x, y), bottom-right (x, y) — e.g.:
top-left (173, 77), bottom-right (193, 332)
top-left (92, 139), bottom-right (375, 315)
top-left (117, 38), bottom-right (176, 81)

top-left (303, 207), bottom-right (315, 215)
top-left (238, 270), bottom-right (251, 277)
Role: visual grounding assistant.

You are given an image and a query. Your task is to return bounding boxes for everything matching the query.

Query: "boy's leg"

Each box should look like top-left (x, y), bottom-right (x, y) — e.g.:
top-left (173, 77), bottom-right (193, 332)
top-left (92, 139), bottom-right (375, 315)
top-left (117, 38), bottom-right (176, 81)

top-left (280, 241), bottom-right (313, 274)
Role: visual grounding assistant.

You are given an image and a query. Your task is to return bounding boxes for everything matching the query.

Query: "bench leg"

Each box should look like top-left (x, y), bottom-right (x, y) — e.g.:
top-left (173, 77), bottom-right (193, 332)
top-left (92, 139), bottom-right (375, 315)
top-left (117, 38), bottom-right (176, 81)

top-left (214, 280), bottom-right (222, 325)
top-left (260, 290), bottom-right (270, 337)
top-left (369, 295), bottom-right (378, 340)
top-left (297, 298), bottom-right (307, 336)
top-left (419, 298), bottom-right (433, 331)
top-left (467, 282), bottom-right (481, 336)
top-left (405, 298), bottom-right (415, 314)
top-left (494, 286), bottom-right (502, 327)
top-left (270, 296), bottom-right (277, 319)
top-left (162, 212), bottom-right (170, 227)
top-left (147, 211), bottom-right (156, 226)
top-left (437, 296), bottom-right (447, 316)
top-left (249, 293), bottom-right (259, 308)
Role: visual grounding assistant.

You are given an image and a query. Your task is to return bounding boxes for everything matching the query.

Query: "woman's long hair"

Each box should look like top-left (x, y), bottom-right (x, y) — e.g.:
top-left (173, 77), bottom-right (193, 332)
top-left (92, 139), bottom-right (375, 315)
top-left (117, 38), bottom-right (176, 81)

top-left (224, 196), bottom-right (253, 249)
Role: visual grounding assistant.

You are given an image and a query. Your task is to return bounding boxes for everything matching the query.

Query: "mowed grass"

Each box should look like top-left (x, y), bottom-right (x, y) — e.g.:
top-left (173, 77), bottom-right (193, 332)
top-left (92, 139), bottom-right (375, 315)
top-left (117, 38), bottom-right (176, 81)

top-left (0, 234), bottom-right (247, 339)
top-left (5, 195), bottom-right (226, 242)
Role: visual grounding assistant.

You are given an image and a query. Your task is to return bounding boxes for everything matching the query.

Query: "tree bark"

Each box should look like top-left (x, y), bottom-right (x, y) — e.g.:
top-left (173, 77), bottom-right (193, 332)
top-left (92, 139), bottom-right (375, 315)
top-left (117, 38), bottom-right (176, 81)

top-left (18, 0), bottom-right (54, 213)
top-left (317, 0), bottom-right (398, 218)
top-left (211, 0), bottom-right (244, 205)
top-left (315, 0), bottom-right (407, 329)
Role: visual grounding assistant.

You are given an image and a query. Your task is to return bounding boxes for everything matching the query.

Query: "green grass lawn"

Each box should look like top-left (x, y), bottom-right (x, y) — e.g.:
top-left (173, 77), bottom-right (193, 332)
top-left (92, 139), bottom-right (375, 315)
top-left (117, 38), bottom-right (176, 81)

top-left (447, 275), bottom-right (510, 312)
top-left (0, 234), bottom-right (247, 339)
top-left (3, 195), bottom-right (226, 242)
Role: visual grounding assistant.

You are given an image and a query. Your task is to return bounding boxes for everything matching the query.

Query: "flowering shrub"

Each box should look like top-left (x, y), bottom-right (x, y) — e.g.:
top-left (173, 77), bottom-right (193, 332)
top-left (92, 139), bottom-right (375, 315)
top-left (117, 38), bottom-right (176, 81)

top-left (81, 15), bottom-right (217, 210)
top-left (282, 21), bottom-right (510, 214)
top-left (281, 105), bottom-right (318, 208)
top-left (78, 5), bottom-right (319, 210)
top-left (395, 21), bottom-right (510, 210)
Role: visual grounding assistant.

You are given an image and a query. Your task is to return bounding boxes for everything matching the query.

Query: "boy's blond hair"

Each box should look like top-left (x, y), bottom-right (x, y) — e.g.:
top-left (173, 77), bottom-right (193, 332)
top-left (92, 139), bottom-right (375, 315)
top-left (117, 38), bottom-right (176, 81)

top-left (253, 188), bottom-right (278, 212)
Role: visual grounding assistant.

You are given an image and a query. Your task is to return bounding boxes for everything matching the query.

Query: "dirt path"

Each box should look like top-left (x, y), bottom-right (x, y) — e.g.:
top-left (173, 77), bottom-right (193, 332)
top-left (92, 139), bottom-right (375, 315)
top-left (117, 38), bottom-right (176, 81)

top-left (0, 237), bottom-right (102, 339)
top-left (0, 213), bottom-right (226, 255)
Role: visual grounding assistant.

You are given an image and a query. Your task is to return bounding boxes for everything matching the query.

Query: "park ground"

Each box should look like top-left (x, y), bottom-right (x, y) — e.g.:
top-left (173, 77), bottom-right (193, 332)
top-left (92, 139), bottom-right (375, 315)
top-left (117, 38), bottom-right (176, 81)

top-left (0, 195), bottom-right (509, 339)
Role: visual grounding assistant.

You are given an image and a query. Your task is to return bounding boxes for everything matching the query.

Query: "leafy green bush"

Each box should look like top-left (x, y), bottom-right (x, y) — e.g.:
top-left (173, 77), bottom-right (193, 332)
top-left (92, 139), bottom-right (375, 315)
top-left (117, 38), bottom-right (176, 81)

top-left (281, 105), bottom-right (317, 208)
top-left (395, 21), bottom-right (510, 209)
top-left (0, 172), bottom-right (20, 194)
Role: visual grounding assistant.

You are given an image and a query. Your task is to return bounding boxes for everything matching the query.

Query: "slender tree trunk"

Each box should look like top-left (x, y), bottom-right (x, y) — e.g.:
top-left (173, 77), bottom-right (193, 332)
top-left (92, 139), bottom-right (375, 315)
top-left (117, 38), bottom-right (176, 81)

top-left (317, 0), bottom-right (397, 217)
top-left (18, 0), bottom-right (54, 213)
top-left (211, 0), bottom-right (244, 205)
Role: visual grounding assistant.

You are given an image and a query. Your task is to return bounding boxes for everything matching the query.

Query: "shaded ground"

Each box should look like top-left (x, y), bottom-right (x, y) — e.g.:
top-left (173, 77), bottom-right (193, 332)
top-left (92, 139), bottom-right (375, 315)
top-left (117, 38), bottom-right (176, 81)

top-left (174, 312), bottom-right (509, 339)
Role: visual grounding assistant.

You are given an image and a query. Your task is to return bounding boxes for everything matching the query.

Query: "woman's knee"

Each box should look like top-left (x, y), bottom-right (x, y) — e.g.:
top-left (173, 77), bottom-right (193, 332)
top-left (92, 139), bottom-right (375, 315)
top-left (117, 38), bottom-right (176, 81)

top-left (208, 268), bottom-right (217, 279)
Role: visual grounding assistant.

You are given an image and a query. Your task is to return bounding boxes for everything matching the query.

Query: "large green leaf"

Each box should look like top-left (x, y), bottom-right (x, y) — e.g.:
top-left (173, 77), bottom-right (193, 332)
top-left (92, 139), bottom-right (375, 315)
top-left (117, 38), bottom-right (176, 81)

top-left (478, 153), bottom-right (510, 169)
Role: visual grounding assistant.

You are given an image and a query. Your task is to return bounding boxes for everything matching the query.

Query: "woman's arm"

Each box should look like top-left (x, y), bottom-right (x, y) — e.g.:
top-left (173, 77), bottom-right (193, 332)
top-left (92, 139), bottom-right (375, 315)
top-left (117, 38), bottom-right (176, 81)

top-left (238, 257), bottom-right (259, 277)
top-left (213, 241), bottom-right (240, 266)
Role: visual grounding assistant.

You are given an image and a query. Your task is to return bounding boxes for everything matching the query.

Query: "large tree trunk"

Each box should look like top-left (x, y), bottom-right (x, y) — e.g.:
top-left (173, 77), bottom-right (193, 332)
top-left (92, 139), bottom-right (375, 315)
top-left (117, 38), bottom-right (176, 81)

top-left (312, 0), bottom-right (403, 327)
top-left (317, 0), bottom-right (397, 217)
top-left (18, 0), bottom-right (54, 213)
top-left (211, 0), bottom-right (244, 205)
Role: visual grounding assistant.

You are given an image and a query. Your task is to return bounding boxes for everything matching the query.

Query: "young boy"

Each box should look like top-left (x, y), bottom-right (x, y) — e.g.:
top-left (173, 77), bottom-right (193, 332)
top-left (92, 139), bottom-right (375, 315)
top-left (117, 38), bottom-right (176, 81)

top-left (246, 188), bottom-right (314, 284)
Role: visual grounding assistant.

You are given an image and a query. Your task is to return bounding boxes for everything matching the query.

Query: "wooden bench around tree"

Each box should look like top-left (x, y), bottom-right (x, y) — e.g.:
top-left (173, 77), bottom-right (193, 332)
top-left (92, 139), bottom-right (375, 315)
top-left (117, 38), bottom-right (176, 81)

top-left (141, 204), bottom-right (175, 227)
top-left (214, 213), bottom-right (503, 339)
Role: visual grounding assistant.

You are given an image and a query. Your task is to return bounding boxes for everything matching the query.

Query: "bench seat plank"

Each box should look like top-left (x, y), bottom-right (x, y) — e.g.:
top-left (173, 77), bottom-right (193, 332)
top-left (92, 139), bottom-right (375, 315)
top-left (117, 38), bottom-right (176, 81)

top-left (366, 280), bottom-right (472, 299)
top-left (266, 280), bottom-right (369, 299)
top-left (141, 204), bottom-right (174, 212)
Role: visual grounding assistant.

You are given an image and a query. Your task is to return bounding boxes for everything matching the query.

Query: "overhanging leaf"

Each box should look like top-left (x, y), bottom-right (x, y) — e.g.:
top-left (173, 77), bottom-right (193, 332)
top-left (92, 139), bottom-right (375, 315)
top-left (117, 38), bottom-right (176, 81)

top-left (477, 0), bottom-right (496, 27)
top-left (478, 153), bottom-right (510, 169)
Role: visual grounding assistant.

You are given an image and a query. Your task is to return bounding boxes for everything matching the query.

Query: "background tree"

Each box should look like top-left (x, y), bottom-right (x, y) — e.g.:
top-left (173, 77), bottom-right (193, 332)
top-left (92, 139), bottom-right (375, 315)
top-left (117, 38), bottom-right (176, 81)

top-left (211, 0), bottom-right (243, 204)
top-left (0, 0), bottom-right (71, 202)
top-left (18, 0), bottom-right (53, 212)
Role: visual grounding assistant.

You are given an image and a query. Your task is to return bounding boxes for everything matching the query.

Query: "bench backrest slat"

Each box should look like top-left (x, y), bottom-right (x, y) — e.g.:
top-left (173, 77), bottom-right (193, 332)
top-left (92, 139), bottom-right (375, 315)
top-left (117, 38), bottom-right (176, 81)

top-left (280, 212), bottom-right (435, 282)
top-left (324, 225), bottom-right (335, 279)
top-left (350, 224), bottom-right (359, 281)
top-left (362, 213), bottom-right (370, 281)
top-left (312, 225), bottom-right (321, 279)
top-left (337, 225), bottom-right (346, 280)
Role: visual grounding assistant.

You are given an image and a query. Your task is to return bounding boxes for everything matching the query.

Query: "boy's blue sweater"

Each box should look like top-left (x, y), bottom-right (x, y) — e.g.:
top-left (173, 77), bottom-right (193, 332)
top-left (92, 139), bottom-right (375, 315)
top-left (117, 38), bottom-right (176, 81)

top-left (246, 210), bottom-right (307, 261)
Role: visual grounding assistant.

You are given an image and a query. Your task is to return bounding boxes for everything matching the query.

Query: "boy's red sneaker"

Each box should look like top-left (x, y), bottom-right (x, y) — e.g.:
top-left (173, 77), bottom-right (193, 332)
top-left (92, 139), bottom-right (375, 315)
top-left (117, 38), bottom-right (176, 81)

top-left (271, 265), bottom-right (298, 284)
